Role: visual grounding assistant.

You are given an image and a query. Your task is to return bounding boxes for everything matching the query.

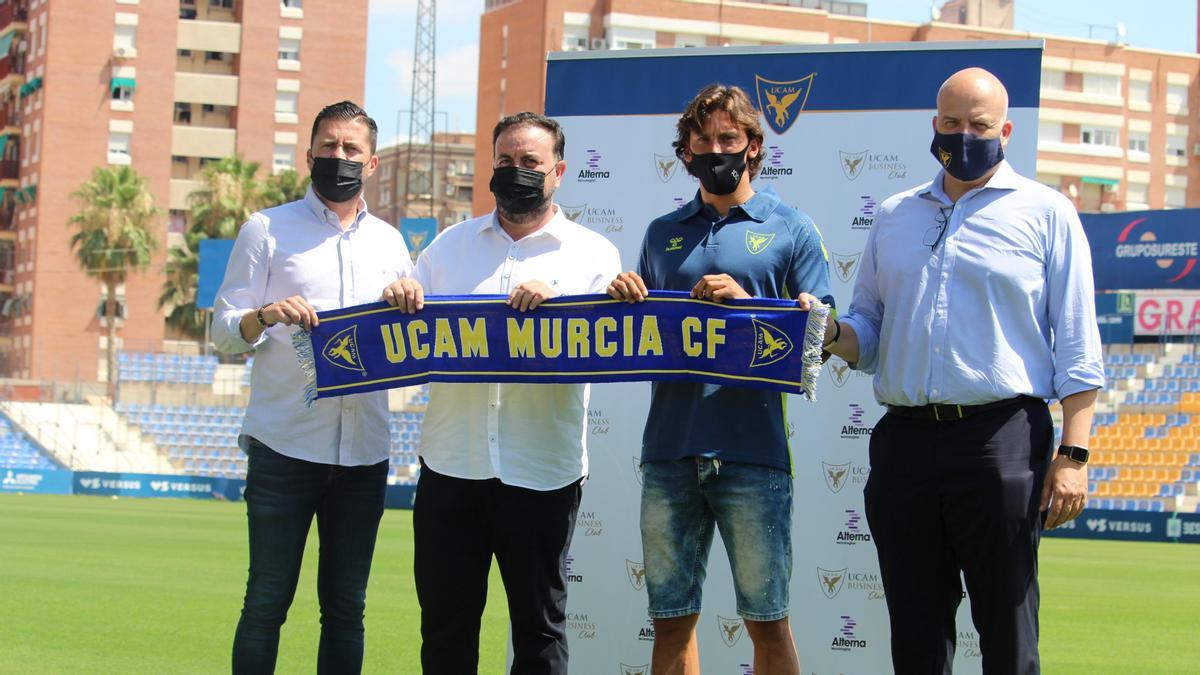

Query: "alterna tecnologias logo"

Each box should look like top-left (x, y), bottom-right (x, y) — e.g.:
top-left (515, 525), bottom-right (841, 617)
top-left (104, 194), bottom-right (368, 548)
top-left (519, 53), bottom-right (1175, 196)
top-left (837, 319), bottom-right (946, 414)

top-left (576, 149), bottom-right (609, 183)
top-left (836, 508), bottom-right (871, 545)
top-left (850, 195), bottom-right (876, 231)
top-left (841, 403), bottom-right (874, 439)
top-left (758, 145), bottom-right (791, 179)
top-left (831, 615), bottom-right (868, 651)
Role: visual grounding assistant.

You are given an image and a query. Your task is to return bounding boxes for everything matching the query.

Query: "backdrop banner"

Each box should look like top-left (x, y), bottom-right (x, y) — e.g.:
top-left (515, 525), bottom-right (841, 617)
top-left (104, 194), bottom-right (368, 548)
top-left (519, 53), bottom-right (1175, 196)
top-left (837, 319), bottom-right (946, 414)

top-left (543, 41), bottom-right (1042, 674)
top-left (293, 292), bottom-right (827, 404)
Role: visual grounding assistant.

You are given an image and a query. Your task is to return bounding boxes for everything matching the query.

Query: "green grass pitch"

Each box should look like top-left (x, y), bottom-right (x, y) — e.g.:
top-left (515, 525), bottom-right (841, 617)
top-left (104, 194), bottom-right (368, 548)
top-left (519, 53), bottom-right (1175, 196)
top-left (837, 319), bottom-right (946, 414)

top-left (1, 494), bottom-right (1197, 673)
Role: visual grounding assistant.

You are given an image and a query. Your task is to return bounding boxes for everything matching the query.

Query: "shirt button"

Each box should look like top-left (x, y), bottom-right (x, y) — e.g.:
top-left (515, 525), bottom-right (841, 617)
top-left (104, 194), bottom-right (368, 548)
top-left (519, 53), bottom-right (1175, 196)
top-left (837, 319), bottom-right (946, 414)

top-left (343, 408), bottom-right (351, 414)
top-left (934, 347), bottom-right (942, 353)
top-left (931, 388), bottom-right (940, 395)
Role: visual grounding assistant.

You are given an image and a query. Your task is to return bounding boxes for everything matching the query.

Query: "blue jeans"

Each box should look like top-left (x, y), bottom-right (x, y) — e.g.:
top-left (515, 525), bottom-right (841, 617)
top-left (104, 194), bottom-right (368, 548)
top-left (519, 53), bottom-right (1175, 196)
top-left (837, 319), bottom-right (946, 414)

top-left (231, 437), bottom-right (388, 675)
top-left (640, 458), bottom-right (793, 621)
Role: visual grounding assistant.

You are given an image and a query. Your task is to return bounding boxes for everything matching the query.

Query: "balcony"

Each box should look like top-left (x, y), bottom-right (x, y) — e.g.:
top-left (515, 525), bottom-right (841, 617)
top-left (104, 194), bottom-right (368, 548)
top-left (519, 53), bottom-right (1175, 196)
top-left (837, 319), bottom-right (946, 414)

top-left (177, 19), bottom-right (242, 54)
top-left (172, 125), bottom-right (235, 159)
top-left (0, 242), bottom-right (13, 293)
top-left (174, 72), bottom-right (239, 107)
top-left (169, 178), bottom-right (204, 211)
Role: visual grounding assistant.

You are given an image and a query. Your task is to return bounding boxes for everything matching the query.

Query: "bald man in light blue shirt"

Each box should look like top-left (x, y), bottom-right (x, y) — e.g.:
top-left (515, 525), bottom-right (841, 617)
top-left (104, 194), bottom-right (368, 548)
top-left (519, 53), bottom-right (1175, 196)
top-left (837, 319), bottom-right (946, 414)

top-left (803, 67), bottom-right (1104, 674)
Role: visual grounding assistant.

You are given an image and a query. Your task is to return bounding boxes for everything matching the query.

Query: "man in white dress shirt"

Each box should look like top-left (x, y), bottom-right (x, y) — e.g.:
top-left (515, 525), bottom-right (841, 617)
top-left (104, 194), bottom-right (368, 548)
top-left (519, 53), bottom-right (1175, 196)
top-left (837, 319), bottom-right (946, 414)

top-left (383, 112), bottom-right (621, 674)
top-left (212, 101), bottom-right (421, 675)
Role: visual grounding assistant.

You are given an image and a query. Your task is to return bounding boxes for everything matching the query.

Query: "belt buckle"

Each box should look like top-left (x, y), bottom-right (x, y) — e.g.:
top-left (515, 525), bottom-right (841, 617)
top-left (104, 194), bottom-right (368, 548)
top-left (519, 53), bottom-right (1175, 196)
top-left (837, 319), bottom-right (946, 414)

top-left (933, 404), bottom-right (963, 421)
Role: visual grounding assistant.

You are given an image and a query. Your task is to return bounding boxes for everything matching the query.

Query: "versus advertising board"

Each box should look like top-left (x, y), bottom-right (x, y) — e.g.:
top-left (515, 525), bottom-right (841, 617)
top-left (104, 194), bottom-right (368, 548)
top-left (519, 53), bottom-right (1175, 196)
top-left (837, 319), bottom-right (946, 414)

top-left (1043, 509), bottom-right (1200, 544)
top-left (1082, 209), bottom-right (1200, 291)
top-left (72, 471), bottom-right (245, 501)
top-left (545, 41), bottom-right (1042, 673)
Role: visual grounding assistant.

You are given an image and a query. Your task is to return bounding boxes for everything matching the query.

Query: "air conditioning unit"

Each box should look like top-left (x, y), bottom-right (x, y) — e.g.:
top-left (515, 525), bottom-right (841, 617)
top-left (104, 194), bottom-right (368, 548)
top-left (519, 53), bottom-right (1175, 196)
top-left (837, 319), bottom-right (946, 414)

top-left (114, 47), bottom-right (128, 58)
top-left (1192, 142), bottom-right (1200, 156)
top-left (590, 37), bottom-right (607, 50)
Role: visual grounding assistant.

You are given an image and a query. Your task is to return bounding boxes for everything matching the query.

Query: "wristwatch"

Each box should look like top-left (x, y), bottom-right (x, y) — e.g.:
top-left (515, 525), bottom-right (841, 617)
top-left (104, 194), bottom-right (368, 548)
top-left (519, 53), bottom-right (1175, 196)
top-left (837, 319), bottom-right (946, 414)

top-left (255, 305), bottom-right (272, 329)
top-left (1057, 444), bottom-right (1090, 464)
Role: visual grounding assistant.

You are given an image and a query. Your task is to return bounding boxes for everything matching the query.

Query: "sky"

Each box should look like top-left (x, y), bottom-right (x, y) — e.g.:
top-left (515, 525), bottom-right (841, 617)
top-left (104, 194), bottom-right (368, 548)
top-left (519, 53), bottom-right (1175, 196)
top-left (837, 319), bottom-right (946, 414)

top-left (363, 0), bottom-right (1197, 142)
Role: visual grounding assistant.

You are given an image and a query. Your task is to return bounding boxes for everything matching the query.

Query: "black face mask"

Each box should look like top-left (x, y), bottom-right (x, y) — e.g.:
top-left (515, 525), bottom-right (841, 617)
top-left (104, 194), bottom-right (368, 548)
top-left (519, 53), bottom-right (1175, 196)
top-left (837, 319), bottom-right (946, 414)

top-left (489, 166), bottom-right (551, 215)
top-left (930, 131), bottom-right (1005, 182)
top-left (686, 144), bottom-right (749, 196)
top-left (310, 157), bottom-right (364, 203)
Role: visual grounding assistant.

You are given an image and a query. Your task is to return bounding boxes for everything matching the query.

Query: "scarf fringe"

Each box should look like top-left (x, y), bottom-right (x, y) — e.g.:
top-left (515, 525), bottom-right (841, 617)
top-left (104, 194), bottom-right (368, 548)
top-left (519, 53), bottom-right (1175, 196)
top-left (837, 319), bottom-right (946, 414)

top-left (800, 303), bottom-right (830, 401)
top-left (291, 330), bottom-right (319, 407)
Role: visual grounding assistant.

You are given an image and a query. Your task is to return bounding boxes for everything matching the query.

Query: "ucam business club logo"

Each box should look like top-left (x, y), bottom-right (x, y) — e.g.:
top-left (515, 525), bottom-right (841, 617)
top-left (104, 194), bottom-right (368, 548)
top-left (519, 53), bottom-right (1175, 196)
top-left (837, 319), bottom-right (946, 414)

top-left (576, 508), bottom-right (603, 536)
top-left (565, 612), bottom-right (596, 640)
top-left (653, 153), bottom-right (681, 183)
top-left (841, 403), bottom-right (874, 439)
top-left (626, 559), bottom-right (646, 590)
top-left (561, 204), bottom-right (625, 233)
top-left (850, 195), bottom-right (876, 231)
top-left (619, 663), bottom-right (649, 675)
top-left (831, 614), bottom-right (868, 651)
top-left (754, 73), bottom-right (816, 135)
top-left (587, 407), bottom-right (610, 435)
top-left (817, 566), bottom-right (885, 600)
top-left (717, 615), bottom-right (745, 647)
top-left (836, 508), bottom-right (872, 545)
top-left (839, 148), bottom-right (908, 182)
top-left (958, 630), bottom-right (982, 659)
top-left (1114, 216), bottom-right (1199, 283)
top-left (576, 148), bottom-right (610, 183)
top-left (756, 145), bottom-right (792, 180)
top-left (830, 251), bottom-right (862, 284)
top-left (821, 460), bottom-right (869, 494)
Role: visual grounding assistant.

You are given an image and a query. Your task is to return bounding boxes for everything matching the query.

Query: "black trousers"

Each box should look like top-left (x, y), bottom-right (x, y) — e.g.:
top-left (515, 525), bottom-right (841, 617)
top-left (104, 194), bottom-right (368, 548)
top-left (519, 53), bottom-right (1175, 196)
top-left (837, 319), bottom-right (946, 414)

top-left (413, 465), bottom-right (583, 675)
top-left (863, 397), bottom-right (1052, 675)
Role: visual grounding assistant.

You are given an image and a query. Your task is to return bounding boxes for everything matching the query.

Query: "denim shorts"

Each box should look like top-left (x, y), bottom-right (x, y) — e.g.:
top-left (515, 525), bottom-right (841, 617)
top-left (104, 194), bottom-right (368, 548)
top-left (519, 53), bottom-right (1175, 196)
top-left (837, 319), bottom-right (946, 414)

top-left (640, 458), bottom-right (793, 622)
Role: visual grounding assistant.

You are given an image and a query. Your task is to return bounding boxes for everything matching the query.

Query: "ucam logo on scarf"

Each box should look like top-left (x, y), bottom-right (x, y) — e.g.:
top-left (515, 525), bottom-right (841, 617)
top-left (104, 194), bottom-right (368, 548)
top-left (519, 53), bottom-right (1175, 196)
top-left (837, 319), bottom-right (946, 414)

top-left (293, 291), bottom-right (828, 404)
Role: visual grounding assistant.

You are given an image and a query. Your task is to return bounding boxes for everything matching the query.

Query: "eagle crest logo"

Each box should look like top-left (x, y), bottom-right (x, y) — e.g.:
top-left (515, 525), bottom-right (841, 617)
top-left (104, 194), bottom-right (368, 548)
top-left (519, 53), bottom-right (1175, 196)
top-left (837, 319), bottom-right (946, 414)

top-left (754, 73), bottom-right (816, 135)
top-left (840, 149), bottom-right (868, 180)
top-left (653, 153), bottom-right (679, 182)
top-left (745, 229), bottom-right (775, 255)
top-left (626, 560), bottom-right (646, 590)
top-left (406, 230), bottom-right (428, 252)
top-left (822, 461), bottom-right (851, 493)
top-left (621, 665), bottom-right (649, 675)
top-left (827, 358), bottom-right (851, 388)
top-left (718, 615), bottom-right (745, 647)
top-left (322, 325), bottom-right (365, 374)
top-left (817, 567), bottom-right (847, 599)
top-left (561, 204), bottom-right (586, 223)
top-left (832, 251), bottom-right (862, 283)
top-left (937, 146), bottom-right (953, 168)
top-left (750, 318), bottom-right (793, 368)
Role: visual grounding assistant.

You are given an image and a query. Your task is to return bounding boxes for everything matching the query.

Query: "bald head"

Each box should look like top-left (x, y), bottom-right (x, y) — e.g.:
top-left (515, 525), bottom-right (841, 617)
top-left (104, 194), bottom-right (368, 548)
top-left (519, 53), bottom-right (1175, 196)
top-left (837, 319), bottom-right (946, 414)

top-left (938, 67), bottom-right (1009, 120)
top-left (933, 67), bottom-right (1013, 154)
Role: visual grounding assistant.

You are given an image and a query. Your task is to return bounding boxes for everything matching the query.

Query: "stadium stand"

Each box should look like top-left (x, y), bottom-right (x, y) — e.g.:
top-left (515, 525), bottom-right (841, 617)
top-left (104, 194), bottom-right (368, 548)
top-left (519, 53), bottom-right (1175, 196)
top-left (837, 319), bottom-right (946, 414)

top-left (1082, 345), bottom-right (1200, 512)
top-left (0, 412), bottom-right (58, 470)
top-left (114, 378), bottom-right (429, 485)
top-left (118, 352), bottom-right (219, 384)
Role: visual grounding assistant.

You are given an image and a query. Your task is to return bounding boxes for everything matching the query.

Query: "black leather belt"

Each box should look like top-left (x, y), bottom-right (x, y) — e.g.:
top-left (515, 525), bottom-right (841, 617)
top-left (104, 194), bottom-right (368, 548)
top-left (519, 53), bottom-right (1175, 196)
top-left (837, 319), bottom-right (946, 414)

top-left (886, 396), bottom-right (1027, 422)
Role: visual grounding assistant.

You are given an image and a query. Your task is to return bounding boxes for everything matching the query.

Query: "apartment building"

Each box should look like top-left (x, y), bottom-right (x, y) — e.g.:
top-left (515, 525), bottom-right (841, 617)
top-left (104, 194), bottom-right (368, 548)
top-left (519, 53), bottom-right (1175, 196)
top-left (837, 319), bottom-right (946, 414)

top-left (363, 132), bottom-right (476, 231)
top-left (0, 0), bottom-right (367, 382)
top-left (473, 0), bottom-right (1198, 217)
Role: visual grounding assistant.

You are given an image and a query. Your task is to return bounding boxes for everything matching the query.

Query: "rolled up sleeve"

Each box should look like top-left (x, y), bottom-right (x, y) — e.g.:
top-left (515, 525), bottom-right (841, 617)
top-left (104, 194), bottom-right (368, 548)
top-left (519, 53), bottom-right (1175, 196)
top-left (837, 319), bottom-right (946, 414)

top-left (1046, 205), bottom-right (1105, 399)
top-left (211, 217), bottom-right (271, 354)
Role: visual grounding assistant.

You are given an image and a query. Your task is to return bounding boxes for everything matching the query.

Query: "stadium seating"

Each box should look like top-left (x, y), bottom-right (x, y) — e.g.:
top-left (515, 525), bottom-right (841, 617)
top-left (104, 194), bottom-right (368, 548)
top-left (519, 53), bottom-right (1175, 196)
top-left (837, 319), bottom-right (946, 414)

top-left (0, 413), bottom-right (59, 470)
top-left (115, 384), bottom-right (429, 484)
top-left (117, 352), bottom-right (219, 385)
top-left (1087, 346), bottom-right (1200, 513)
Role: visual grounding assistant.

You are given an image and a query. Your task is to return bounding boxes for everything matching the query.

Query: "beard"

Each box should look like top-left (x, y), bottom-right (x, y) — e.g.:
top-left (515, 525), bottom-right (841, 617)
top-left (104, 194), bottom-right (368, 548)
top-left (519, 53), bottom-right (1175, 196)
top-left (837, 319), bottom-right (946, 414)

top-left (496, 191), bottom-right (553, 225)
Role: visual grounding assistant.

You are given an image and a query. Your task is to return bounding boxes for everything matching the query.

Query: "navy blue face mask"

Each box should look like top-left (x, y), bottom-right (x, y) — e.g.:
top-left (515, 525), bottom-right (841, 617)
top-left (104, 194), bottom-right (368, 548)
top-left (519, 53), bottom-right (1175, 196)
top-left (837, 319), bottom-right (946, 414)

top-left (930, 131), bottom-right (1004, 182)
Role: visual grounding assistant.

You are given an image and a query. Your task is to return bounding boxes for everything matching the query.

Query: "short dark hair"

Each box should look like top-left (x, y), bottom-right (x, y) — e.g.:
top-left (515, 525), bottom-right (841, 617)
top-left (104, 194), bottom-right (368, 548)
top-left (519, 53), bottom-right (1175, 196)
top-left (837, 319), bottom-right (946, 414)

top-left (492, 112), bottom-right (565, 161)
top-left (673, 84), bottom-right (765, 178)
top-left (310, 100), bottom-right (378, 153)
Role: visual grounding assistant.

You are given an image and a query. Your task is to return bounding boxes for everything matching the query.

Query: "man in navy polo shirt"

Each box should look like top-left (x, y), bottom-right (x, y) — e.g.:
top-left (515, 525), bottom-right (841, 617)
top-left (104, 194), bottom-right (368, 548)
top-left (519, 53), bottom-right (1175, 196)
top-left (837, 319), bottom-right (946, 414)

top-left (608, 83), bottom-right (833, 675)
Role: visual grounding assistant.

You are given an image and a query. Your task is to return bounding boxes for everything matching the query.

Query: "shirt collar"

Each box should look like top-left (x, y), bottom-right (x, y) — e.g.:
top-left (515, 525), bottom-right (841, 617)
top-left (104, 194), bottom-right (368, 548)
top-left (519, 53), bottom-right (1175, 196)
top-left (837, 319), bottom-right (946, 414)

top-left (478, 204), bottom-right (566, 242)
top-left (304, 186), bottom-right (369, 230)
top-left (921, 160), bottom-right (1021, 204)
top-left (677, 185), bottom-right (780, 223)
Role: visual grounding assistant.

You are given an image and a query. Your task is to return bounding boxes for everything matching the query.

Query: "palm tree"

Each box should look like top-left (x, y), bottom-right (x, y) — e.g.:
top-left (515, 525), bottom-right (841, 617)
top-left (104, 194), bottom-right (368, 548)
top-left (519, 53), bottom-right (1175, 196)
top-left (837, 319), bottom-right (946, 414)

top-left (68, 165), bottom-right (160, 401)
top-left (263, 167), bottom-right (310, 206)
top-left (160, 156), bottom-right (268, 340)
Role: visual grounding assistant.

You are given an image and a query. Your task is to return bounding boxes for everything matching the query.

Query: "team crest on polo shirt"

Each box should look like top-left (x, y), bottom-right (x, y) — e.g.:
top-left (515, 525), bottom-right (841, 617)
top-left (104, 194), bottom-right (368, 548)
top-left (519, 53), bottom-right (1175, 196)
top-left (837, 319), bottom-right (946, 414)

top-left (750, 318), bottom-right (793, 367)
top-left (323, 325), bottom-right (366, 375)
top-left (754, 73), bottom-right (816, 135)
top-left (745, 229), bottom-right (775, 255)
top-left (561, 203), bottom-right (586, 222)
top-left (653, 153), bottom-right (679, 182)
